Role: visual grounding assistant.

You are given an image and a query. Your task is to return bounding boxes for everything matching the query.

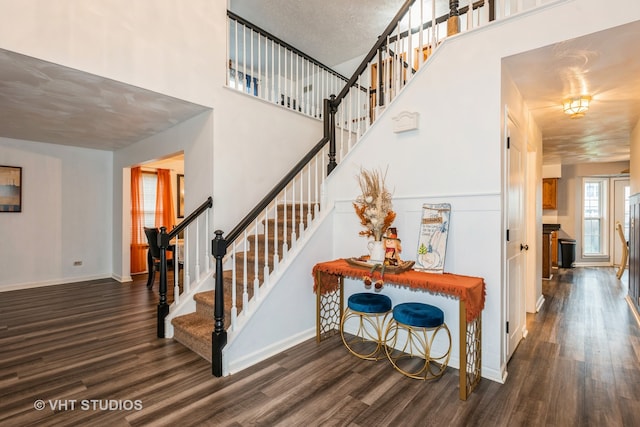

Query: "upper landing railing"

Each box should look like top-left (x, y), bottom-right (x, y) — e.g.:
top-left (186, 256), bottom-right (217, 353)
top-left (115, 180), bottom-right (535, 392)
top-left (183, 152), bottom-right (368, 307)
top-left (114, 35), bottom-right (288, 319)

top-left (227, 11), bottom-right (349, 120)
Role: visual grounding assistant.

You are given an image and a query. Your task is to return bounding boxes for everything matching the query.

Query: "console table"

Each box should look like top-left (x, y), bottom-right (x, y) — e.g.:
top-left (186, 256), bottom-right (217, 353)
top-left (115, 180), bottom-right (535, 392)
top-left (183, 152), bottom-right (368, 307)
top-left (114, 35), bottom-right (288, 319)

top-left (312, 259), bottom-right (486, 400)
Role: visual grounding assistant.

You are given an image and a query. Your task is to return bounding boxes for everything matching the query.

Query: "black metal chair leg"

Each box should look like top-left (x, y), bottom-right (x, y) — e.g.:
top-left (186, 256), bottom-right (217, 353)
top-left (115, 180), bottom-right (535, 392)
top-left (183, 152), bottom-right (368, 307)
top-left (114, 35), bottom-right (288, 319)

top-left (146, 250), bottom-right (155, 289)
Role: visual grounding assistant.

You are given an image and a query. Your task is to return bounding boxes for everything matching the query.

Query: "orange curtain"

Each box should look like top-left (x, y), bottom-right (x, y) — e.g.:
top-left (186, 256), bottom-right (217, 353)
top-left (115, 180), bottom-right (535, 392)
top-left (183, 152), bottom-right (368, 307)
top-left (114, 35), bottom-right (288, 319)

top-left (155, 169), bottom-right (176, 260)
top-left (130, 167), bottom-right (147, 274)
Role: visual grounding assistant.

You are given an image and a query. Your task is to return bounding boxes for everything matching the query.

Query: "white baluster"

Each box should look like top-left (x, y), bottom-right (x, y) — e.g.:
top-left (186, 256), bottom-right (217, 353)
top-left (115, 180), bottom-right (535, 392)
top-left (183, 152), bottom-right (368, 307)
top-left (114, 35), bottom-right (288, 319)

top-left (184, 224), bottom-right (190, 289)
top-left (242, 24), bottom-right (247, 93)
top-left (431, 0), bottom-right (436, 52)
top-left (314, 152), bottom-right (320, 216)
top-left (283, 185), bottom-right (288, 255)
top-left (234, 21), bottom-right (239, 89)
top-left (242, 230), bottom-right (248, 309)
top-left (205, 212), bottom-right (210, 275)
top-left (263, 210), bottom-right (270, 286)
top-left (195, 220), bottom-right (200, 282)
top-left (306, 164), bottom-right (313, 225)
top-left (295, 52), bottom-right (299, 112)
top-left (273, 197), bottom-right (279, 271)
top-left (299, 173), bottom-right (304, 238)
top-left (271, 39), bottom-right (275, 103)
top-left (419, 0), bottom-right (424, 70)
top-left (291, 178), bottom-right (297, 248)
top-left (249, 26), bottom-right (254, 95)
top-left (253, 219), bottom-right (260, 300)
top-left (173, 244), bottom-right (180, 304)
top-left (231, 240), bottom-right (237, 328)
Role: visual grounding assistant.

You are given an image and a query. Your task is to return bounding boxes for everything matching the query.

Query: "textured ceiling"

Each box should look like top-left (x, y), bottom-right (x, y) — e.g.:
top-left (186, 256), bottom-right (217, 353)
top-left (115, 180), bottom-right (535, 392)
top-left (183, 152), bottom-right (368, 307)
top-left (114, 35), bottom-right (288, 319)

top-left (503, 20), bottom-right (640, 166)
top-left (0, 49), bottom-right (208, 151)
top-left (229, 0), bottom-right (407, 68)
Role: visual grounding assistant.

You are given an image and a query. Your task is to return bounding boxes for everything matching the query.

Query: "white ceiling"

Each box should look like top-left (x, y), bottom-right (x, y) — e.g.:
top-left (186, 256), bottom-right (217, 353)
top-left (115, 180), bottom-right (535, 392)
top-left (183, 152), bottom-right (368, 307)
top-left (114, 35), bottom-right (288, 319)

top-left (0, 1), bottom-right (638, 166)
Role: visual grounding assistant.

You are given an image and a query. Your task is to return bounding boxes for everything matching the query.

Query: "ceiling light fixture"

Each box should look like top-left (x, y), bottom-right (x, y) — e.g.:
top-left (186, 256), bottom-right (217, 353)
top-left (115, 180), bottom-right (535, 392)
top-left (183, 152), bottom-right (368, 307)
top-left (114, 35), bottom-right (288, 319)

top-left (563, 95), bottom-right (591, 118)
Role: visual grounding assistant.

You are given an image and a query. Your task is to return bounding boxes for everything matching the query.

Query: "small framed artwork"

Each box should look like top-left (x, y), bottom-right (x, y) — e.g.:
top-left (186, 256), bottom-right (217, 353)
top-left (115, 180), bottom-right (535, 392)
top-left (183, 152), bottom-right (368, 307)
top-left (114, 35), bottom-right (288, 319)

top-left (0, 165), bottom-right (22, 213)
top-left (177, 174), bottom-right (185, 218)
top-left (415, 203), bottom-right (451, 273)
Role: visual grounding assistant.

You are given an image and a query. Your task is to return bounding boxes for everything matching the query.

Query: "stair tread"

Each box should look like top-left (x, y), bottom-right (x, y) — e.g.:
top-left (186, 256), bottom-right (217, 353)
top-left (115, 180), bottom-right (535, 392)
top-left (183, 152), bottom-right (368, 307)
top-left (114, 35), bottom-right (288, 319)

top-left (172, 312), bottom-right (213, 339)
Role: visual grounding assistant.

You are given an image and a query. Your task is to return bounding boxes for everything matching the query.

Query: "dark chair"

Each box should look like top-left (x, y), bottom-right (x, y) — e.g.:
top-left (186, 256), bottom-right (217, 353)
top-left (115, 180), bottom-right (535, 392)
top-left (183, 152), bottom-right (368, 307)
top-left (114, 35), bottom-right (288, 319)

top-left (144, 227), bottom-right (175, 289)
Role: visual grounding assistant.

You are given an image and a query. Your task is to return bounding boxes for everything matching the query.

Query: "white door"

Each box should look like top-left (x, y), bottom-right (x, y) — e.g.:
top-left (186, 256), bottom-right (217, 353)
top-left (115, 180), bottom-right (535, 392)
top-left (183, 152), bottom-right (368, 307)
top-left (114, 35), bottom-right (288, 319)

top-left (613, 179), bottom-right (630, 267)
top-left (505, 116), bottom-right (527, 360)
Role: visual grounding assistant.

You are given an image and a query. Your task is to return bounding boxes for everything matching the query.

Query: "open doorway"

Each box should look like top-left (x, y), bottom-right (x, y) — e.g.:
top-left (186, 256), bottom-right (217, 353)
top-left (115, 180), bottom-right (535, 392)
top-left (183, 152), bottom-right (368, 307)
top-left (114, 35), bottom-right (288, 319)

top-left (127, 152), bottom-right (184, 278)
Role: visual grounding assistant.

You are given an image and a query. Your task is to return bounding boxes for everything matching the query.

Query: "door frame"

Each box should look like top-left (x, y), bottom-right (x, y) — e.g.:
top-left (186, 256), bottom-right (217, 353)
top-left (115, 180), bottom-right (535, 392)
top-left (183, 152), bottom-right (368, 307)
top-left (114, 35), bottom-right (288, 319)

top-left (503, 109), bottom-right (528, 363)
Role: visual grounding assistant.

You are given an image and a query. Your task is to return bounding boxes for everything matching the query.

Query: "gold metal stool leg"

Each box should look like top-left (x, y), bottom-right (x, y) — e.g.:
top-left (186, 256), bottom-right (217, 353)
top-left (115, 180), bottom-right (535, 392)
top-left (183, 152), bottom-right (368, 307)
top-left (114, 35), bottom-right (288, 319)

top-left (340, 307), bottom-right (391, 361)
top-left (384, 318), bottom-right (452, 380)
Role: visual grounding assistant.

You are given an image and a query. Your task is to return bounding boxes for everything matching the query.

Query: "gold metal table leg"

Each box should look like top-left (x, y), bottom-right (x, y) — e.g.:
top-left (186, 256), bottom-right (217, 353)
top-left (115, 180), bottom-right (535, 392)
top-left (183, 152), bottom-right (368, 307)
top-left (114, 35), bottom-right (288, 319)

top-left (316, 274), bottom-right (344, 342)
top-left (459, 299), bottom-right (482, 400)
top-left (459, 300), bottom-right (468, 400)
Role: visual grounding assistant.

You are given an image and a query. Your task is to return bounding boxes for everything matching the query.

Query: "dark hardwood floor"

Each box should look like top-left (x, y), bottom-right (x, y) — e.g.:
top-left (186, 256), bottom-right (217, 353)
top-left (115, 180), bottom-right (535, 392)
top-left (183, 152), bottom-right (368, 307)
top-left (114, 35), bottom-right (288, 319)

top-left (1, 267), bottom-right (639, 426)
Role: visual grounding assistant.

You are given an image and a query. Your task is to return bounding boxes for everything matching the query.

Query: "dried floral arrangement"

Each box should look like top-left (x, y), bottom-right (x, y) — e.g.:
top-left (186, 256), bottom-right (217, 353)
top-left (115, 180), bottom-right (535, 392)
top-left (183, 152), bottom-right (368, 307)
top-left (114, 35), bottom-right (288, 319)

top-left (353, 167), bottom-right (395, 241)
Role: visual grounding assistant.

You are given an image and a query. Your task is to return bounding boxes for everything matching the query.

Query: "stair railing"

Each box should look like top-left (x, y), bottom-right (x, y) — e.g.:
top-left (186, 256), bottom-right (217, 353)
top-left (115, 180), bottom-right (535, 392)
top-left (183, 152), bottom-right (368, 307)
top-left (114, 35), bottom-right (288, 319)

top-left (212, 0), bottom-right (554, 375)
top-left (156, 196), bottom-right (213, 338)
top-left (324, 0), bottom-right (495, 170)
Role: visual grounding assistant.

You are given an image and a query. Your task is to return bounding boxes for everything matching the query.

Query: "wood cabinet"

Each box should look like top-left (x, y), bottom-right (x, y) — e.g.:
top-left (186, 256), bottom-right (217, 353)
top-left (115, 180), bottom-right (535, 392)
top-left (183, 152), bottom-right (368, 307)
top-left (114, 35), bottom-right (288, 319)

top-left (542, 231), bottom-right (552, 279)
top-left (542, 178), bottom-right (558, 210)
top-left (551, 231), bottom-right (558, 267)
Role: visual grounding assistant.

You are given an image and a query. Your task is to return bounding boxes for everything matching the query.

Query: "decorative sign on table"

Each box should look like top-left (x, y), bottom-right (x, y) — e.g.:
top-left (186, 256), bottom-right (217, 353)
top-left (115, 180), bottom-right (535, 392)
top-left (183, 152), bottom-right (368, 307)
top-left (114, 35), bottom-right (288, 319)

top-left (415, 203), bottom-right (451, 273)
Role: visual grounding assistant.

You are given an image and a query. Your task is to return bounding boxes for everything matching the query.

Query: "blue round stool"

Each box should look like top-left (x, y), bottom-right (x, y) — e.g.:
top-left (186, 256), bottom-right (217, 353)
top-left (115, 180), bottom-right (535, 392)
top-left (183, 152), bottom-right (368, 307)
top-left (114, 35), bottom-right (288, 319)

top-left (384, 302), bottom-right (451, 379)
top-left (340, 292), bottom-right (392, 360)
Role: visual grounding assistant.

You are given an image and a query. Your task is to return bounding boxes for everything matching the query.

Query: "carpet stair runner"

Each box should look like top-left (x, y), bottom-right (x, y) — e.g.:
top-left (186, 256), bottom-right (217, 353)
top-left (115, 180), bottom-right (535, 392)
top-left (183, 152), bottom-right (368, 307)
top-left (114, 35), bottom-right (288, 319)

top-left (172, 204), bottom-right (314, 361)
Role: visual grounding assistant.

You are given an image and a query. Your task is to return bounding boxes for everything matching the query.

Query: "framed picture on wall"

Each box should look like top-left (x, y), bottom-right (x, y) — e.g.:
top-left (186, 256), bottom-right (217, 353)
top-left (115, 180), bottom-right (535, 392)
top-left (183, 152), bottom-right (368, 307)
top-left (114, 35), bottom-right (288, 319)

top-left (0, 165), bottom-right (22, 213)
top-left (177, 174), bottom-right (185, 218)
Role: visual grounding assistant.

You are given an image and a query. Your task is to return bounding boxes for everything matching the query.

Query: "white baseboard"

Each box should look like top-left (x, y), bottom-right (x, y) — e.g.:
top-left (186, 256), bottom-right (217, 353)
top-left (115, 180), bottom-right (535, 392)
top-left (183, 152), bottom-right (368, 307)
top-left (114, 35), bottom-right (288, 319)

top-left (0, 274), bottom-right (113, 292)
top-left (225, 328), bottom-right (316, 375)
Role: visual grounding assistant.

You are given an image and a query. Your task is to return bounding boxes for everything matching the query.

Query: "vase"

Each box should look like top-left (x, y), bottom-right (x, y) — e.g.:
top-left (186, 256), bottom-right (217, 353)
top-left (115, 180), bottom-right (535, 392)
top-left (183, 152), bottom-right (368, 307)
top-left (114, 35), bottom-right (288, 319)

top-left (367, 240), bottom-right (385, 263)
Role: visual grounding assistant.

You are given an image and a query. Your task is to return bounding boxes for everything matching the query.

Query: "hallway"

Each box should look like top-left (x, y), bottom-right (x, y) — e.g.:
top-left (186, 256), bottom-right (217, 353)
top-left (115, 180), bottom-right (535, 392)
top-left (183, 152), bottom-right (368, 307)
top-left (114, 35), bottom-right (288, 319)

top-left (0, 267), bottom-right (639, 426)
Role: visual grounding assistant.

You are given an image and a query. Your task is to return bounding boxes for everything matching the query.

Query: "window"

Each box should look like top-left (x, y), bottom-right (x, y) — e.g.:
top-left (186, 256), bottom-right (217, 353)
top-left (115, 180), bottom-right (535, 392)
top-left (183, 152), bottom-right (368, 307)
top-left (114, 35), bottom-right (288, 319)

top-left (582, 178), bottom-right (608, 256)
top-left (141, 172), bottom-right (157, 228)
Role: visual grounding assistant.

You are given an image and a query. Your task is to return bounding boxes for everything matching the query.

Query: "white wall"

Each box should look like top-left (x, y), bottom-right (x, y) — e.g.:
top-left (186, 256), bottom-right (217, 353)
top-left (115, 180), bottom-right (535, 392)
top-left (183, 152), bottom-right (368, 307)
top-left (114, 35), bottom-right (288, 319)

top-left (0, 0), bottom-right (219, 107)
top-left (630, 120), bottom-right (640, 195)
top-left (212, 89), bottom-right (324, 232)
top-left (0, 137), bottom-right (113, 289)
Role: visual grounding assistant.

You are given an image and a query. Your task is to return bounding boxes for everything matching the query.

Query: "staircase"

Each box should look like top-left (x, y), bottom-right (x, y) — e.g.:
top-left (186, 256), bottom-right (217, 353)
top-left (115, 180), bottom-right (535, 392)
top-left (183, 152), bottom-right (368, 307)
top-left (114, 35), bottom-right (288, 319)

top-left (171, 203), bottom-right (315, 361)
top-left (169, 0), bottom-right (526, 373)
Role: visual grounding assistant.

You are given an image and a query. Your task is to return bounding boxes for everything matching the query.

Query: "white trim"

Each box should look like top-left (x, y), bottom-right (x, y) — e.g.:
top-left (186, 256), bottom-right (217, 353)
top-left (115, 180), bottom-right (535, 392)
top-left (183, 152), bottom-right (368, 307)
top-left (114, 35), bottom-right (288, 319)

top-left (0, 274), bottom-right (113, 292)
top-left (572, 262), bottom-right (612, 267)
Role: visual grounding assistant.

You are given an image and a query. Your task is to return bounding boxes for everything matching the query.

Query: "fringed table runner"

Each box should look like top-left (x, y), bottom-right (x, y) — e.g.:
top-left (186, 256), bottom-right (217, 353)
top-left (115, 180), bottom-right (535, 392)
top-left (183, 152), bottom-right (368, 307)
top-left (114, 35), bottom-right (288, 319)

top-left (312, 258), bottom-right (485, 322)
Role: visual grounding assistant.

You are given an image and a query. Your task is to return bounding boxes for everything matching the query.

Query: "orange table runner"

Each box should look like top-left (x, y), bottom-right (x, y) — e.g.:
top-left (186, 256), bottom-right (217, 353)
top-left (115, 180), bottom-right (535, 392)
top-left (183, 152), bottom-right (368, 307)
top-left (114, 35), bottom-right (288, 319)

top-left (313, 259), bottom-right (486, 321)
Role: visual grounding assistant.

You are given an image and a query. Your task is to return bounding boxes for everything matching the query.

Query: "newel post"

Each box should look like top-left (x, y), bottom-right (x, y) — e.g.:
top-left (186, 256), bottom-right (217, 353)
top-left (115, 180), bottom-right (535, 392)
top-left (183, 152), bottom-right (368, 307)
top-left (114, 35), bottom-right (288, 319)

top-left (211, 230), bottom-right (227, 377)
top-left (447, 0), bottom-right (460, 36)
top-left (157, 226), bottom-right (170, 338)
top-left (326, 94), bottom-right (338, 175)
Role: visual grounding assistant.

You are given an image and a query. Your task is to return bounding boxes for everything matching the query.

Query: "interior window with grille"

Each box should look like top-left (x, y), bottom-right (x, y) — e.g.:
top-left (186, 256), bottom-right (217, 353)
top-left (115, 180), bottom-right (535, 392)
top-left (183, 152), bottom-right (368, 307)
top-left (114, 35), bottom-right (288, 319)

top-left (583, 178), bottom-right (608, 256)
top-left (142, 172), bottom-right (158, 228)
